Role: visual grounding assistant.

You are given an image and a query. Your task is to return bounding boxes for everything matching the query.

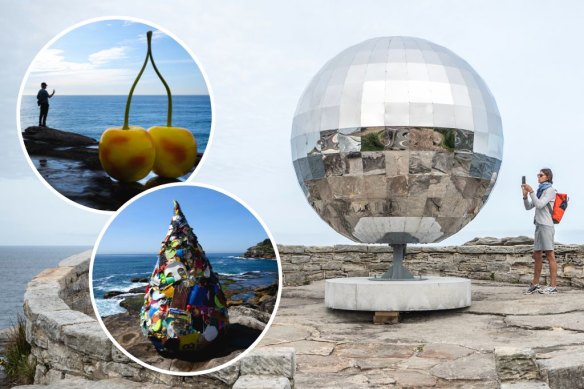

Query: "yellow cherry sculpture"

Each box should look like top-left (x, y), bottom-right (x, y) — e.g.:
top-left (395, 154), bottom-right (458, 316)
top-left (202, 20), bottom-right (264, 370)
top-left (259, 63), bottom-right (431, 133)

top-left (98, 32), bottom-right (156, 182)
top-left (149, 126), bottom-right (197, 178)
top-left (145, 33), bottom-right (197, 178)
top-left (99, 126), bottom-right (155, 182)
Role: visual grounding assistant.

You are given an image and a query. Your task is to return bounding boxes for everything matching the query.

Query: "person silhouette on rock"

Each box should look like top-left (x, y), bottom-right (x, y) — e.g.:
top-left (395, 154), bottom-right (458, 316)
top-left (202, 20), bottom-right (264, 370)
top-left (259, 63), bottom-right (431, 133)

top-left (37, 82), bottom-right (55, 127)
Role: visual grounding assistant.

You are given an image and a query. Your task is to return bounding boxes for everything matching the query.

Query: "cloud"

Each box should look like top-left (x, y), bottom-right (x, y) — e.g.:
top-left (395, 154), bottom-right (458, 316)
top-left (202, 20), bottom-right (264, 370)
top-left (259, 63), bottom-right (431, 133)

top-left (31, 46), bottom-right (128, 74)
top-left (88, 47), bottom-right (128, 65)
top-left (26, 46), bottom-right (132, 94)
top-left (30, 49), bottom-right (93, 72)
top-left (26, 68), bottom-right (133, 95)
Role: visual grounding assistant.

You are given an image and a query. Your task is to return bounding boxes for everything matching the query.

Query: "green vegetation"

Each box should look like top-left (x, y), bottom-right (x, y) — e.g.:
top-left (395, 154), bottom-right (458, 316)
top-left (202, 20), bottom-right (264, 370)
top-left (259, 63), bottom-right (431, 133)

top-left (255, 239), bottom-right (276, 257)
top-left (441, 128), bottom-right (457, 151)
top-left (244, 238), bottom-right (276, 259)
top-left (1, 314), bottom-right (35, 385)
top-left (361, 132), bottom-right (385, 151)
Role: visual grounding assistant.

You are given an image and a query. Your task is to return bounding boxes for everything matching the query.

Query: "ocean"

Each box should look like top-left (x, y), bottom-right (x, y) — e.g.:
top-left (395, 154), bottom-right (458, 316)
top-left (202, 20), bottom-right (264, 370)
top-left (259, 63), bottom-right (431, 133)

top-left (0, 246), bottom-right (90, 329)
top-left (20, 95), bottom-right (212, 154)
top-left (93, 253), bottom-right (279, 317)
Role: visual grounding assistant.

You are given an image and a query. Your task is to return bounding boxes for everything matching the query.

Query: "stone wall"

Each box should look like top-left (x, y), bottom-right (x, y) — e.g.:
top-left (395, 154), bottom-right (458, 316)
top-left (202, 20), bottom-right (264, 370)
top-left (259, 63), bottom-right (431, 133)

top-left (278, 243), bottom-right (584, 288)
top-left (23, 251), bottom-right (294, 388)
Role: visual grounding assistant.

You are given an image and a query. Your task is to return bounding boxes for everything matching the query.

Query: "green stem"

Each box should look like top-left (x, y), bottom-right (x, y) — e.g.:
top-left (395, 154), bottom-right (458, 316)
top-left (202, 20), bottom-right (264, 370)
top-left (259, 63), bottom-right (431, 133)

top-left (123, 31), bottom-right (152, 130)
top-left (148, 32), bottom-right (173, 127)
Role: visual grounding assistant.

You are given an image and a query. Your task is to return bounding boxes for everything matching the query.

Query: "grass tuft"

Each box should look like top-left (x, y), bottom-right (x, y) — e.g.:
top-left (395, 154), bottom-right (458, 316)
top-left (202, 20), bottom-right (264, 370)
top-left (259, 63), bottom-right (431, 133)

top-left (1, 314), bottom-right (35, 385)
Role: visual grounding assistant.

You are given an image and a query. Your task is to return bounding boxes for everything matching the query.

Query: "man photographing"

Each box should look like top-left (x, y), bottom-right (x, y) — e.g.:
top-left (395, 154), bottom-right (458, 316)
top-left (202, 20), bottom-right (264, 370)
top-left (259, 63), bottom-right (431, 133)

top-left (522, 168), bottom-right (558, 294)
top-left (37, 82), bottom-right (55, 127)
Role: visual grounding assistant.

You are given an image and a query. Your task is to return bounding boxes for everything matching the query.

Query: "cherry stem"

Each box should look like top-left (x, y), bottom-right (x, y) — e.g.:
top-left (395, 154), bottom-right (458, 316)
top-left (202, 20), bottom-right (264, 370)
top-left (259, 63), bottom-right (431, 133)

top-left (123, 32), bottom-right (152, 130)
top-left (147, 33), bottom-right (173, 127)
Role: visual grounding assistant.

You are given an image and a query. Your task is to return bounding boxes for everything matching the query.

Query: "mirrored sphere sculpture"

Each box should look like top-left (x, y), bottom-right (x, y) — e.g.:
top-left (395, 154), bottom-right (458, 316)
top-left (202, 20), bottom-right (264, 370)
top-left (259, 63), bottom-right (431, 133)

top-left (291, 36), bottom-right (503, 244)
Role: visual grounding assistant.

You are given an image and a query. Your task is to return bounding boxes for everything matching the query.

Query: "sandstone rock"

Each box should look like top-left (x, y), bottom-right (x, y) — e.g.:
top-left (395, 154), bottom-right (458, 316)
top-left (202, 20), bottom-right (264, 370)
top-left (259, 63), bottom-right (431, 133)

top-left (277, 245), bottom-right (305, 254)
top-left (464, 236), bottom-right (503, 246)
top-left (390, 370), bottom-right (437, 387)
top-left (229, 315), bottom-right (266, 331)
top-left (500, 382), bottom-right (550, 389)
top-left (229, 306), bottom-right (270, 324)
top-left (430, 352), bottom-right (497, 381)
top-left (495, 347), bottom-right (539, 382)
top-left (464, 236), bottom-right (536, 246)
top-left (537, 345), bottom-right (584, 389)
top-left (232, 375), bottom-right (291, 389)
top-left (503, 236), bottom-right (535, 246)
top-left (35, 309), bottom-right (94, 341)
top-left (333, 244), bottom-right (368, 253)
top-left (289, 255), bottom-right (311, 264)
top-left (12, 376), bottom-right (169, 388)
top-left (240, 348), bottom-right (295, 378)
top-left (58, 251), bottom-right (92, 269)
top-left (204, 363), bottom-right (240, 385)
top-left (305, 246), bottom-right (334, 253)
top-left (61, 322), bottom-right (112, 361)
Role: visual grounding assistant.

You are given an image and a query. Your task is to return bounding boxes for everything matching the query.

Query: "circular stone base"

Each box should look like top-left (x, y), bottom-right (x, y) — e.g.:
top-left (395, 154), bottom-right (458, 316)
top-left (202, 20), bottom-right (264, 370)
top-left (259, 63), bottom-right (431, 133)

top-left (325, 276), bottom-right (471, 311)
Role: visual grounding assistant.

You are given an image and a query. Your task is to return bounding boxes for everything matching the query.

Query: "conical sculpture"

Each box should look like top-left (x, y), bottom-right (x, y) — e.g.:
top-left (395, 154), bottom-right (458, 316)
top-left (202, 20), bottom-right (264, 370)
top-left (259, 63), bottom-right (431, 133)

top-left (140, 200), bottom-right (229, 352)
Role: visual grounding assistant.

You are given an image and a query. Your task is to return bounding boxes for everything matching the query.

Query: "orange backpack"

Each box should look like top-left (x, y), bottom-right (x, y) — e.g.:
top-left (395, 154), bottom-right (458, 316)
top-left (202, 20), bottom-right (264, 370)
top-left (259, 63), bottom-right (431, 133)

top-left (551, 192), bottom-right (569, 224)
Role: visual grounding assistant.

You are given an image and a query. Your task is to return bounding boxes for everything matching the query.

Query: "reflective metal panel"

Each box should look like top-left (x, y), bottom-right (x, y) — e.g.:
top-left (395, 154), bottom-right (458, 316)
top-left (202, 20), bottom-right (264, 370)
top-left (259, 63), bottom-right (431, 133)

top-left (292, 36), bottom-right (503, 244)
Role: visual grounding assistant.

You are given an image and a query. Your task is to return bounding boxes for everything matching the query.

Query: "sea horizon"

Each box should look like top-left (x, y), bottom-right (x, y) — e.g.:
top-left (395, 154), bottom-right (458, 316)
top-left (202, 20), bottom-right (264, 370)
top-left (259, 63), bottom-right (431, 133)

top-left (95, 251), bottom-right (275, 256)
top-left (93, 252), bottom-right (279, 316)
top-left (0, 246), bottom-right (91, 329)
top-left (22, 94), bottom-right (209, 97)
top-left (19, 94), bottom-right (212, 154)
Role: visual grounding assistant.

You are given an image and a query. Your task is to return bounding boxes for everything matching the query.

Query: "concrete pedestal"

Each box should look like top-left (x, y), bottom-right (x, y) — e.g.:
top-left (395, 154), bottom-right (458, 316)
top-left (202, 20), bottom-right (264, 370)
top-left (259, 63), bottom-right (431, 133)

top-left (325, 276), bottom-right (471, 311)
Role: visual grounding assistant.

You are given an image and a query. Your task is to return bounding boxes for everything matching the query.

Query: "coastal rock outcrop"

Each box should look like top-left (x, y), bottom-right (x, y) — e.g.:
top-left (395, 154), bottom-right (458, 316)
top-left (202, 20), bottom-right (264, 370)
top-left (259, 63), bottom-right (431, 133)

top-left (102, 287), bottom-right (272, 371)
top-left (463, 236), bottom-right (535, 246)
top-left (23, 126), bottom-right (98, 147)
top-left (22, 126), bottom-right (101, 170)
top-left (243, 239), bottom-right (276, 259)
top-left (21, 126), bottom-right (201, 211)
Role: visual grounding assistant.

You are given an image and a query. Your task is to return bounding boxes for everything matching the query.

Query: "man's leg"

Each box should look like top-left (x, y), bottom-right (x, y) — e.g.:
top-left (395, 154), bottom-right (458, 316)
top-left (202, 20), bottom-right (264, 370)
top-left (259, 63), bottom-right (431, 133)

top-left (40, 105), bottom-right (48, 126)
top-left (532, 250), bottom-right (543, 285)
top-left (545, 250), bottom-right (557, 287)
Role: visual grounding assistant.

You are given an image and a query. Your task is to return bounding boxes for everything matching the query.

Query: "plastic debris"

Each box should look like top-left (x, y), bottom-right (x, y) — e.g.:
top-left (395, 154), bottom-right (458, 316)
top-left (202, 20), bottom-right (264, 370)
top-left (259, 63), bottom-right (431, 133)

top-left (140, 200), bottom-right (229, 352)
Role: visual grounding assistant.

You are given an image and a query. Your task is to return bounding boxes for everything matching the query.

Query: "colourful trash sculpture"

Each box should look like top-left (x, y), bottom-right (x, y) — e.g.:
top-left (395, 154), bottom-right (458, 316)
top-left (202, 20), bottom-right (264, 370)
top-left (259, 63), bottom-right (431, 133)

top-left (140, 200), bottom-right (229, 352)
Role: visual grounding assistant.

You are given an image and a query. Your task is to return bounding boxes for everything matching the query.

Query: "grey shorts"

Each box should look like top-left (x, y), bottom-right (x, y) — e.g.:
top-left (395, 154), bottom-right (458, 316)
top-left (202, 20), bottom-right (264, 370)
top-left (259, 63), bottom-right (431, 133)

top-left (534, 224), bottom-right (555, 251)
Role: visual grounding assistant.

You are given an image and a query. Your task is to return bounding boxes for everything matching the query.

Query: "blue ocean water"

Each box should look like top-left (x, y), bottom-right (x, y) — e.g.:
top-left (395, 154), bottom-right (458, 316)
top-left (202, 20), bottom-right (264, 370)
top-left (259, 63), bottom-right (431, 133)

top-left (93, 253), bottom-right (279, 316)
top-left (0, 246), bottom-right (90, 329)
top-left (20, 95), bottom-right (212, 153)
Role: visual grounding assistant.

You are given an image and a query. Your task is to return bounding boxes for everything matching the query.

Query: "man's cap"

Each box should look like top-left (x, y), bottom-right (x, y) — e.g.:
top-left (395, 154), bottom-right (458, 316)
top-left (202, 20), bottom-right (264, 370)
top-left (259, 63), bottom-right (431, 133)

top-left (41, 82), bottom-right (47, 86)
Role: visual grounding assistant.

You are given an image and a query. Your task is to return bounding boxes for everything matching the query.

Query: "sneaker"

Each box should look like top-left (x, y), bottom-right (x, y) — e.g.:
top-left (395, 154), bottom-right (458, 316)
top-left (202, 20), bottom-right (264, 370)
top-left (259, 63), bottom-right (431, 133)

top-left (540, 286), bottom-right (558, 294)
top-left (524, 284), bottom-right (541, 294)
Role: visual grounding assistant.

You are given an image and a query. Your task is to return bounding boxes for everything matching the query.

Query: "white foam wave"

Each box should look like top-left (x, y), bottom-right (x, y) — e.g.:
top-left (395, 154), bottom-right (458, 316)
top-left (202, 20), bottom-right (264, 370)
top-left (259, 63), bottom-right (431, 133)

top-left (95, 299), bottom-right (127, 317)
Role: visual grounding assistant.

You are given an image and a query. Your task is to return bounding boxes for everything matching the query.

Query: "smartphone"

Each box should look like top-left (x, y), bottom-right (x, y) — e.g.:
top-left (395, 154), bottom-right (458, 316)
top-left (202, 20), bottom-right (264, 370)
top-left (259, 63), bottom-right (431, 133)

top-left (521, 176), bottom-right (526, 185)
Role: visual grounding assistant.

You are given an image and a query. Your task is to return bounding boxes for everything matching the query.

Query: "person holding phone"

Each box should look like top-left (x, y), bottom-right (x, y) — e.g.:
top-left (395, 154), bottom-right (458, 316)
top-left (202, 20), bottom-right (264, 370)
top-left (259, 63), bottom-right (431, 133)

top-left (521, 168), bottom-right (558, 294)
top-left (37, 82), bottom-right (55, 127)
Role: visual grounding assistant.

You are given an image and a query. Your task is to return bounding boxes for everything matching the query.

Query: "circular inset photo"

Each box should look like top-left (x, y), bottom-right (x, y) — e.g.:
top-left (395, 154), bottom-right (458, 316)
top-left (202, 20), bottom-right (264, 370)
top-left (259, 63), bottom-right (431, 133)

top-left (18, 18), bottom-right (213, 212)
top-left (90, 183), bottom-right (281, 374)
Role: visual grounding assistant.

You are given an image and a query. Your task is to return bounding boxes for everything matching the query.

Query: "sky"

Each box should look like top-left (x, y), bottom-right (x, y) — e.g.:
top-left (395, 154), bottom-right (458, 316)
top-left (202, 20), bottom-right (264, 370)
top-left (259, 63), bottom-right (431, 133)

top-left (22, 19), bottom-right (209, 96)
top-left (1, 1), bottom-right (584, 247)
top-left (96, 185), bottom-right (270, 254)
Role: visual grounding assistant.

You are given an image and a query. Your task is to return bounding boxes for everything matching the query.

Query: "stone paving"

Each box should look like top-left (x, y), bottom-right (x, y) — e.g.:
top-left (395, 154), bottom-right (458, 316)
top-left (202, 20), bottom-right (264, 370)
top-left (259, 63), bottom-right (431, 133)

top-left (258, 280), bottom-right (584, 388)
